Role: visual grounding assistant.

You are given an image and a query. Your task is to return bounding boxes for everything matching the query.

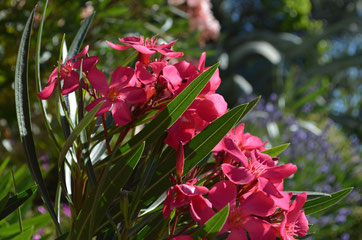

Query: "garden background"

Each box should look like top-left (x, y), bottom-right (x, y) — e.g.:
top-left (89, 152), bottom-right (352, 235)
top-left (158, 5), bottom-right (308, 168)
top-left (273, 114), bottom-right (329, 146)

top-left (0, 0), bottom-right (361, 239)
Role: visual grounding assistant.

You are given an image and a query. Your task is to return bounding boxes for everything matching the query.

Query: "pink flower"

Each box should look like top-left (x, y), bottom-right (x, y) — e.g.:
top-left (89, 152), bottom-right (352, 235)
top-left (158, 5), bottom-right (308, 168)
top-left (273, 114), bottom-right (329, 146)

top-left (165, 92), bottom-right (227, 149)
top-left (203, 180), bottom-right (277, 239)
top-left (163, 179), bottom-right (209, 219)
top-left (276, 193), bottom-right (309, 240)
top-left (174, 52), bottom-right (221, 96)
top-left (107, 36), bottom-right (183, 65)
top-left (85, 66), bottom-right (146, 127)
top-left (38, 45), bottom-right (98, 99)
top-left (221, 150), bottom-right (297, 210)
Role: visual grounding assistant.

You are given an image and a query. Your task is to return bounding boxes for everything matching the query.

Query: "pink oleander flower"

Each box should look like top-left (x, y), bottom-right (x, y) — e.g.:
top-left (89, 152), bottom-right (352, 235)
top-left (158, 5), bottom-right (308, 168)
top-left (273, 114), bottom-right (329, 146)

top-left (85, 66), bottom-right (146, 127)
top-left (163, 178), bottom-right (209, 219)
top-left (275, 193), bottom-right (309, 240)
top-left (197, 180), bottom-right (277, 239)
top-left (165, 93), bottom-right (227, 149)
top-left (221, 150), bottom-right (296, 210)
top-left (174, 52), bottom-right (221, 96)
top-left (165, 52), bottom-right (227, 149)
top-left (38, 45), bottom-right (98, 99)
top-left (107, 36), bottom-right (183, 65)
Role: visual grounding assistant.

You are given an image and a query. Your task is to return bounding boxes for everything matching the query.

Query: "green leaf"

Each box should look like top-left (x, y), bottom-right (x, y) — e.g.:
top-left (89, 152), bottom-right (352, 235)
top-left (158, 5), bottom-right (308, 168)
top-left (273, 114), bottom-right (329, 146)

top-left (9, 227), bottom-right (34, 240)
top-left (67, 13), bottom-right (95, 60)
top-left (14, 6), bottom-right (61, 234)
top-left (285, 191), bottom-right (331, 199)
top-left (0, 214), bottom-right (50, 237)
top-left (262, 143), bottom-right (290, 157)
top-left (0, 193), bottom-right (10, 214)
top-left (303, 187), bottom-right (353, 215)
top-left (118, 63), bottom-right (220, 156)
top-left (35, 0), bottom-right (60, 152)
top-left (236, 96), bottom-right (260, 123)
top-left (192, 204), bottom-right (230, 239)
top-left (58, 100), bottom-right (105, 202)
top-left (70, 142), bottom-right (145, 240)
top-left (55, 233), bottom-right (69, 240)
top-left (0, 185), bottom-right (37, 220)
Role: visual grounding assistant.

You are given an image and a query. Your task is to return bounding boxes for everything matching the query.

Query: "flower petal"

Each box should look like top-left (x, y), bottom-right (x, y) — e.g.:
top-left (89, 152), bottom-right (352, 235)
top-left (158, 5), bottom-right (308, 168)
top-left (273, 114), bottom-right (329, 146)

top-left (243, 216), bottom-right (276, 240)
top-left (87, 67), bottom-right (109, 95)
top-left (70, 45), bottom-right (89, 60)
top-left (85, 97), bottom-right (111, 116)
top-left (261, 163), bottom-right (297, 180)
top-left (198, 52), bottom-right (206, 72)
top-left (61, 71), bottom-right (80, 95)
top-left (209, 180), bottom-right (237, 210)
top-left (190, 195), bottom-right (214, 225)
top-left (196, 94), bottom-right (227, 122)
top-left (38, 78), bottom-right (58, 99)
top-left (132, 45), bottom-right (157, 55)
top-left (110, 66), bottom-right (135, 88)
top-left (73, 56), bottom-right (99, 72)
top-left (173, 60), bottom-right (198, 79)
top-left (227, 228), bottom-right (248, 240)
top-left (106, 40), bottom-right (132, 51)
top-left (135, 61), bottom-right (156, 85)
top-left (162, 65), bottom-right (182, 89)
top-left (112, 101), bottom-right (132, 126)
top-left (222, 164), bottom-right (255, 185)
top-left (119, 87), bottom-right (146, 104)
top-left (240, 191), bottom-right (276, 217)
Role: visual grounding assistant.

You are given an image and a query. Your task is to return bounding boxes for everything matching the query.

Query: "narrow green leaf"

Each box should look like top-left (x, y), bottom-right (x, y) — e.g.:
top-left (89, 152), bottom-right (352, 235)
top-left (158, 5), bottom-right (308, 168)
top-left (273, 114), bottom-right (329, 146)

top-left (58, 100), bottom-right (104, 203)
top-left (303, 187), bottom-right (353, 215)
top-left (236, 96), bottom-right (260, 123)
top-left (35, 0), bottom-right (60, 152)
top-left (67, 13), bottom-right (95, 60)
top-left (192, 204), bottom-right (230, 239)
top-left (285, 191), bottom-right (331, 198)
top-left (70, 142), bottom-right (145, 240)
top-left (0, 213), bottom-right (50, 237)
top-left (0, 186), bottom-right (37, 220)
top-left (0, 193), bottom-right (10, 214)
top-left (9, 227), bottom-right (33, 240)
top-left (14, 7), bottom-right (61, 234)
top-left (262, 143), bottom-right (290, 157)
top-left (119, 63), bottom-right (220, 156)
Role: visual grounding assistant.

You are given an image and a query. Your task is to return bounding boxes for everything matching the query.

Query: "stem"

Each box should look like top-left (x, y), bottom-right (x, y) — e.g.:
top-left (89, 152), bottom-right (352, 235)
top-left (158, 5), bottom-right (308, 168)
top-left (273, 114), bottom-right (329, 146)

top-left (177, 220), bottom-right (196, 236)
top-left (169, 213), bottom-right (179, 239)
top-left (102, 114), bottom-right (112, 154)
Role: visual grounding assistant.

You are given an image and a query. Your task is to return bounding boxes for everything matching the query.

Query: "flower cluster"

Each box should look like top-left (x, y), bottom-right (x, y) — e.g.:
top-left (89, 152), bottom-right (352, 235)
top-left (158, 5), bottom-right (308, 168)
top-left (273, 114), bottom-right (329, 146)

top-left (164, 123), bottom-right (309, 239)
top-left (38, 35), bottom-right (309, 239)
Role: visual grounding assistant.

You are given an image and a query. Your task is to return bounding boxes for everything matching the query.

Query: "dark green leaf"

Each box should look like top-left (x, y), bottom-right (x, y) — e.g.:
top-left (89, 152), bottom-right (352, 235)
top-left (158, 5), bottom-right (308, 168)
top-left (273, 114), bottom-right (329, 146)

top-left (58, 100), bottom-right (105, 202)
top-left (55, 233), bottom-right (69, 240)
top-left (303, 187), bottom-right (353, 215)
top-left (70, 142), bottom-right (145, 240)
top-left (14, 7), bottom-right (61, 234)
top-left (192, 204), bottom-right (230, 239)
top-left (67, 13), bottom-right (95, 60)
top-left (0, 185), bottom-right (37, 220)
top-left (262, 143), bottom-right (290, 157)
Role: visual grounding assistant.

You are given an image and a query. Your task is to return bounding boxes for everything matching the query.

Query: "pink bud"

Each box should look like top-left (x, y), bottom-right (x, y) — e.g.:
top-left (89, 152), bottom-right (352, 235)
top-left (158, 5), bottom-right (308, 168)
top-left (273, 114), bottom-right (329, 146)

top-left (176, 142), bottom-right (184, 180)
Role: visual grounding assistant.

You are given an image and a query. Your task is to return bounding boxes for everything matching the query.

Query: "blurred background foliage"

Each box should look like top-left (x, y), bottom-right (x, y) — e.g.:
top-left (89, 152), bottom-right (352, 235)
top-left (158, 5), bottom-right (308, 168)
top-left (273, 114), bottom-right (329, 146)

top-left (0, 0), bottom-right (361, 239)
